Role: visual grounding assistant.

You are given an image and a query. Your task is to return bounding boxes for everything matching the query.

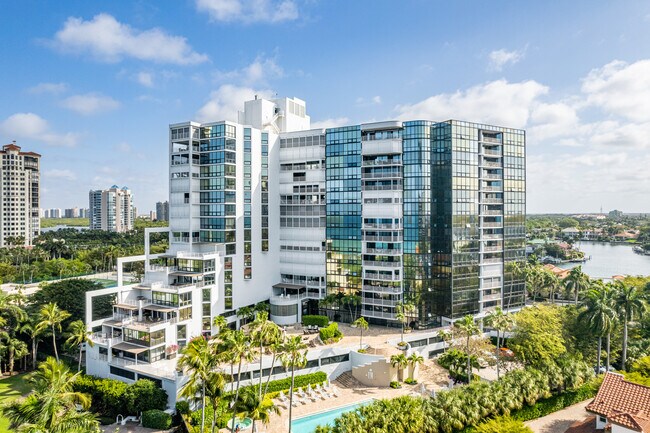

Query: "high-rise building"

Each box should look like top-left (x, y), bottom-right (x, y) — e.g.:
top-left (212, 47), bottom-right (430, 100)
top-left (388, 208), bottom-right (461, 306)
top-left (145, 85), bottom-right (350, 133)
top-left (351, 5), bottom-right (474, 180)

top-left (88, 186), bottom-right (135, 232)
top-left (0, 142), bottom-right (40, 247)
top-left (85, 96), bottom-right (525, 402)
top-left (155, 201), bottom-right (169, 222)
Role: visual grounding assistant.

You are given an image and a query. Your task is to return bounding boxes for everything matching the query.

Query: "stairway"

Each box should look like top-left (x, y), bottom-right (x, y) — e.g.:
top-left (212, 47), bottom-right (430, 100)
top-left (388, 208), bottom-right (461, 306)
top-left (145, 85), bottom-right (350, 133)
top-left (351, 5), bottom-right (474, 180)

top-left (334, 371), bottom-right (363, 389)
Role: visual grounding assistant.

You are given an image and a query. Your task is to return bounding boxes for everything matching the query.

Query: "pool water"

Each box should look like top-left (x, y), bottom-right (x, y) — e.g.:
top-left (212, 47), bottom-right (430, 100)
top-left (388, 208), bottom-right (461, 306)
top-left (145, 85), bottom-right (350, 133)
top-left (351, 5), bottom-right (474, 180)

top-left (291, 400), bottom-right (372, 433)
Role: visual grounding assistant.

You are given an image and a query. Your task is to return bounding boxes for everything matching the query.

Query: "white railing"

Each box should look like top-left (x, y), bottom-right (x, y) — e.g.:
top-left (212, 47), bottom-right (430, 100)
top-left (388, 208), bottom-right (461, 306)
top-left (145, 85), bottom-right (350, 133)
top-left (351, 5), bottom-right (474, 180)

top-left (365, 248), bottom-right (402, 254)
top-left (114, 299), bottom-right (139, 307)
top-left (363, 223), bottom-right (402, 230)
top-left (363, 235), bottom-right (402, 242)
top-left (362, 159), bottom-right (402, 166)
top-left (271, 293), bottom-right (307, 301)
top-left (363, 285), bottom-right (402, 294)
top-left (362, 298), bottom-right (400, 307)
top-left (364, 310), bottom-right (397, 319)
top-left (363, 260), bottom-right (401, 268)
top-left (364, 273), bottom-right (400, 281)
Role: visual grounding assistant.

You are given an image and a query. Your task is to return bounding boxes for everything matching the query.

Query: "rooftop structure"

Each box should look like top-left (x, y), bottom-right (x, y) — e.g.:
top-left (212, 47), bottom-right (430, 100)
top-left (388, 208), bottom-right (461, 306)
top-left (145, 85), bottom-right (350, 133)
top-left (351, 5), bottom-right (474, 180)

top-left (587, 372), bottom-right (650, 432)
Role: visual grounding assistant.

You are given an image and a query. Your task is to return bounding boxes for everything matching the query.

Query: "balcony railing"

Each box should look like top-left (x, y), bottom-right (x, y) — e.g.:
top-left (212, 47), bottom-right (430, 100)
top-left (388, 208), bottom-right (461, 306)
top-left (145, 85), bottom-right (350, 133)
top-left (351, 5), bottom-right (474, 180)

top-left (363, 260), bottom-right (401, 268)
top-left (365, 248), bottom-right (401, 255)
top-left (362, 171), bottom-right (402, 179)
top-left (362, 159), bottom-right (402, 166)
top-left (480, 161), bottom-right (502, 168)
top-left (363, 310), bottom-right (397, 320)
top-left (363, 235), bottom-right (402, 242)
top-left (363, 223), bottom-right (402, 230)
top-left (362, 298), bottom-right (400, 307)
top-left (364, 273), bottom-right (400, 281)
top-left (363, 284), bottom-right (402, 293)
top-left (362, 184), bottom-right (402, 191)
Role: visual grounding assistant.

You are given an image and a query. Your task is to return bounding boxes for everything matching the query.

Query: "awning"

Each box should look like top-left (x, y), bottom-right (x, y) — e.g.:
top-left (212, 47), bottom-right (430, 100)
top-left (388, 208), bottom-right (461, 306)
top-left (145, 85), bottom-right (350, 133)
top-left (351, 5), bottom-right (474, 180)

top-left (112, 342), bottom-right (148, 354)
top-left (144, 304), bottom-right (177, 313)
top-left (273, 283), bottom-right (306, 290)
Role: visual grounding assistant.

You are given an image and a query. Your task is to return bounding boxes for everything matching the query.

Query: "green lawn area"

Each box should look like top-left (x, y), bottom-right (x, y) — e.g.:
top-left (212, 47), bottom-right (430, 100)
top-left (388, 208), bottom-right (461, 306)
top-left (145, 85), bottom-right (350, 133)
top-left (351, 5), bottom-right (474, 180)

top-left (90, 278), bottom-right (118, 288)
top-left (0, 373), bottom-right (32, 431)
top-left (40, 217), bottom-right (89, 228)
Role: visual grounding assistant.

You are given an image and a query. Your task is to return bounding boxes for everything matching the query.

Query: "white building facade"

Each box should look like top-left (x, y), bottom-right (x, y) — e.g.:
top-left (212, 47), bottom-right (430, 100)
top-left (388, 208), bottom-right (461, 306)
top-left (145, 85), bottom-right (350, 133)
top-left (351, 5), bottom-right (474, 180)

top-left (0, 142), bottom-right (40, 247)
top-left (89, 186), bottom-right (135, 232)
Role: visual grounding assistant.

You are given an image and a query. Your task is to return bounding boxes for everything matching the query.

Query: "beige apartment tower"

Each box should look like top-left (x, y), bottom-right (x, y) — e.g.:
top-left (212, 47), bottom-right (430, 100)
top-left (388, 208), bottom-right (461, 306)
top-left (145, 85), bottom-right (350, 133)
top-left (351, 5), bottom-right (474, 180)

top-left (89, 185), bottom-right (135, 232)
top-left (0, 142), bottom-right (40, 247)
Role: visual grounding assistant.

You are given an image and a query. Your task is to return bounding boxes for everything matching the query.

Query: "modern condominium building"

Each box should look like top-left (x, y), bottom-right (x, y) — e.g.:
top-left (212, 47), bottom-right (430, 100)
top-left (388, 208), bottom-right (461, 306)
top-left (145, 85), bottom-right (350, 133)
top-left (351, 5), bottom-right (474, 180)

top-left (85, 96), bottom-right (525, 403)
top-left (156, 201), bottom-right (169, 222)
top-left (89, 185), bottom-right (135, 232)
top-left (0, 142), bottom-right (40, 247)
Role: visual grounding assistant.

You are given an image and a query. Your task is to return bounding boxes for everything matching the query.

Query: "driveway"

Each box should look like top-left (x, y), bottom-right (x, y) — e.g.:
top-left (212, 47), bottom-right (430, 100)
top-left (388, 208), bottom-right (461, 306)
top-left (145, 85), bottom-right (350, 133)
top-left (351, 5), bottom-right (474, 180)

top-left (524, 400), bottom-right (592, 433)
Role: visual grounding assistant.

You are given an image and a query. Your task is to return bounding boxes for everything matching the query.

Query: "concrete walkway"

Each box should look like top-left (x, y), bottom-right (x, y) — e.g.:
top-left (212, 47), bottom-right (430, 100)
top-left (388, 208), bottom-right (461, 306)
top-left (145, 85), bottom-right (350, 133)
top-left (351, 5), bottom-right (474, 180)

top-left (525, 400), bottom-right (593, 433)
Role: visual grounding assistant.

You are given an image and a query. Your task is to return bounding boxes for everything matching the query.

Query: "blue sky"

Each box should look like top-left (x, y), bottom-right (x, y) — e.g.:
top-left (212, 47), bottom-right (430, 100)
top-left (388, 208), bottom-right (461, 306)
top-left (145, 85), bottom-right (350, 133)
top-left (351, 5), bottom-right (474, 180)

top-left (1, 0), bottom-right (650, 213)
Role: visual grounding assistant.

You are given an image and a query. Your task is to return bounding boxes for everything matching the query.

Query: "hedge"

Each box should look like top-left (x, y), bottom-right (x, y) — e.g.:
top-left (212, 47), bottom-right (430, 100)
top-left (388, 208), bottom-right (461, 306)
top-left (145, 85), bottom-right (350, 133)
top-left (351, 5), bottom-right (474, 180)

top-left (510, 377), bottom-right (602, 422)
top-left (319, 322), bottom-right (343, 343)
top-left (142, 409), bottom-right (172, 430)
top-left (73, 375), bottom-right (168, 417)
top-left (303, 315), bottom-right (329, 327)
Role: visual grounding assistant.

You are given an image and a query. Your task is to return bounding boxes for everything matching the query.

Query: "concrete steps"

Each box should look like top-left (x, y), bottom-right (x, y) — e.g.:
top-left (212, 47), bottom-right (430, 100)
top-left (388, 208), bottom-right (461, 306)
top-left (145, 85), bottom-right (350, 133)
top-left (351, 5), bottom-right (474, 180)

top-left (334, 371), bottom-right (363, 389)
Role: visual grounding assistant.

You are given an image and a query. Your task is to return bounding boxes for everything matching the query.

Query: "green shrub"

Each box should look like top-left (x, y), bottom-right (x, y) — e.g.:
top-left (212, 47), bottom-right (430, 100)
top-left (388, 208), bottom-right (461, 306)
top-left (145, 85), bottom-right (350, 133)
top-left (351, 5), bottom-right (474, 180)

top-left (98, 416), bottom-right (115, 425)
top-left (124, 379), bottom-right (168, 415)
top-left (319, 322), bottom-right (343, 343)
top-left (404, 378), bottom-right (417, 385)
top-left (474, 416), bottom-right (532, 433)
top-left (73, 375), bottom-right (168, 418)
top-left (175, 400), bottom-right (191, 415)
top-left (390, 381), bottom-right (401, 389)
top-left (142, 409), bottom-right (172, 430)
top-left (303, 315), bottom-right (329, 327)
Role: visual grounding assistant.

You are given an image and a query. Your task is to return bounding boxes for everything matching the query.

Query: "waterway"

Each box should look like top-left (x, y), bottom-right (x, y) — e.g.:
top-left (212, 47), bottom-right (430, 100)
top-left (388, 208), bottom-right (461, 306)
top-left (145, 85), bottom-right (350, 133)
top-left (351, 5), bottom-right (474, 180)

top-left (557, 241), bottom-right (650, 279)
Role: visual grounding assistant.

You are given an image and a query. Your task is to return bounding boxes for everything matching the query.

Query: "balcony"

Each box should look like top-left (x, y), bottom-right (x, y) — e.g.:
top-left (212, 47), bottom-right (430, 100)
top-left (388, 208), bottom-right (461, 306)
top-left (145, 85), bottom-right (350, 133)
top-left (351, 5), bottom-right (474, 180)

top-left (482, 210), bottom-right (503, 216)
top-left (124, 317), bottom-right (177, 332)
top-left (363, 235), bottom-right (402, 242)
top-left (364, 272), bottom-right (400, 281)
top-left (482, 198), bottom-right (503, 205)
top-left (481, 234), bottom-right (503, 240)
top-left (123, 335), bottom-right (166, 347)
top-left (480, 161), bottom-right (502, 168)
top-left (362, 171), bottom-right (402, 179)
top-left (363, 260), bottom-right (401, 268)
top-left (482, 174), bottom-right (502, 180)
top-left (362, 159), bottom-right (402, 166)
top-left (481, 148), bottom-right (502, 156)
top-left (363, 285), bottom-right (402, 294)
top-left (362, 298), bottom-right (400, 307)
top-left (481, 186), bottom-right (503, 192)
top-left (91, 332), bottom-right (123, 346)
top-left (363, 223), bottom-right (401, 230)
top-left (362, 184), bottom-right (402, 191)
top-left (481, 246), bottom-right (504, 253)
top-left (365, 248), bottom-right (401, 255)
top-left (480, 258), bottom-right (503, 265)
top-left (363, 310), bottom-right (397, 320)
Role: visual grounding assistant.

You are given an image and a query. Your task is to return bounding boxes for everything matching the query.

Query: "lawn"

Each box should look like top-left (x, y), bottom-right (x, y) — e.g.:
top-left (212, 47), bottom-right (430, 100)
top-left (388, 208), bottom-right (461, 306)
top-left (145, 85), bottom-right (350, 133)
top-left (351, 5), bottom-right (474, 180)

top-left (90, 278), bottom-right (118, 288)
top-left (0, 373), bottom-right (32, 431)
top-left (40, 217), bottom-right (89, 228)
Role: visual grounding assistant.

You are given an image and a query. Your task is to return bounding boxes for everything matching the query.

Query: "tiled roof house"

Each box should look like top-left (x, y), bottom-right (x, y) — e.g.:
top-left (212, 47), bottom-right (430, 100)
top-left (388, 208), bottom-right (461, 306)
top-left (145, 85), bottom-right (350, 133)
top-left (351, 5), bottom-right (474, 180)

top-left (586, 372), bottom-right (650, 432)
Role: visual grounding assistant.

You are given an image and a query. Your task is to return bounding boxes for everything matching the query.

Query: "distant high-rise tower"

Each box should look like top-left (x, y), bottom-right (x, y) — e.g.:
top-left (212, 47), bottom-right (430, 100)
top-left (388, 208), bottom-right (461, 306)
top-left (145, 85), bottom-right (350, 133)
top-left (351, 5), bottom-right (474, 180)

top-left (88, 186), bottom-right (135, 232)
top-left (0, 142), bottom-right (40, 246)
top-left (156, 201), bottom-right (169, 222)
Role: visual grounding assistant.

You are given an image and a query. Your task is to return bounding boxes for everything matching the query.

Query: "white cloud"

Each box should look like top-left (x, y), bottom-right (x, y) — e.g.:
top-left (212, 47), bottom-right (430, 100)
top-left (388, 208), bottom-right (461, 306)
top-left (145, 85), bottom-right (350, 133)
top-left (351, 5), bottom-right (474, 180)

top-left (51, 13), bottom-right (208, 65)
top-left (355, 96), bottom-right (382, 106)
top-left (61, 93), bottom-right (120, 115)
top-left (44, 169), bottom-right (77, 181)
top-left (0, 113), bottom-right (79, 147)
top-left (582, 59), bottom-right (650, 122)
top-left (213, 55), bottom-right (283, 86)
top-left (136, 72), bottom-right (154, 87)
top-left (196, 0), bottom-right (299, 23)
top-left (488, 47), bottom-right (526, 71)
top-left (395, 79), bottom-right (548, 128)
top-left (27, 82), bottom-right (68, 95)
top-left (196, 84), bottom-right (273, 122)
top-left (311, 117), bottom-right (350, 130)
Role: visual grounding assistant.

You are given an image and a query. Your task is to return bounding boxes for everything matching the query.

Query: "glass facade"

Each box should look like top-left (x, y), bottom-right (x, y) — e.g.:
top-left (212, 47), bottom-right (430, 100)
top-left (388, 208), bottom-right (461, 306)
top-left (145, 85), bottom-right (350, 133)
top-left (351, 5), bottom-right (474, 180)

top-left (325, 126), bottom-right (362, 296)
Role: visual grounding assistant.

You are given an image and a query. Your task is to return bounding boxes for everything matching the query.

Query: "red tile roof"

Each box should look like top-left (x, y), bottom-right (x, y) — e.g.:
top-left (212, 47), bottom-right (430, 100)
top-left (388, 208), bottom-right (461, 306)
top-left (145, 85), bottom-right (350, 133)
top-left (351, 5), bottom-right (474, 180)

top-left (586, 373), bottom-right (650, 432)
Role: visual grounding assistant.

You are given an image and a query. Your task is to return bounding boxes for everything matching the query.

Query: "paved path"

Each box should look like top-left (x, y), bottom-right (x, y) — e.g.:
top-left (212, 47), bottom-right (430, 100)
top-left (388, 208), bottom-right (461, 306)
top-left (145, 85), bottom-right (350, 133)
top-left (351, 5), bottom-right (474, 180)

top-left (525, 400), bottom-right (592, 433)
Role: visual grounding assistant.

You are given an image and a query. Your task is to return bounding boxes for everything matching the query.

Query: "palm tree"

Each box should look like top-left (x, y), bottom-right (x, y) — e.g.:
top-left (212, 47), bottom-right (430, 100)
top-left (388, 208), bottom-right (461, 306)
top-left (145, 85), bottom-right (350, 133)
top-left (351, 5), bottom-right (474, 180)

top-left (563, 266), bottom-right (590, 305)
top-left (406, 353), bottom-right (424, 380)
top-left (6, 336), bottom-right (28, 375)
top-left (280, 336), bottom-right (308, 433)
top-left (612, 280), bottom-right (647, 369)
top-left (36, 303), bottom-right (71, 361)
top-left (178, 337), bottom-right (216, 433)
top-left (579, 283), bottom-right (617, 372)
top-left (19, 319), bottom-right (44, 369)
top-left (213, 315), bottom-right (229, 335)
top-left (485, 307), bottom-right (514, 380)
top-left (263, 339), bottom-right (285, 396)
top-left (236, 387), bottom-right (280, 433)
top-left (0, 290), bottom-right (27, 327)
top-left (66, 320), bottom-right (94, 372)
top-left (352, 317), bottom-right (369, 350)
top-left (395, 302), bottom-right (415, 342)
top-left (454, 315), bottom-right (480, 383)
top-left (541, 271), bottom-right (561, 303)
top-left (390, 353), bottom-right (408, 382)
top-left (2, 357), bottom-right (99, 433)
top-left (251, 311), bottom-right (281, 399)
top-left (225, 330), bottom-right (255, 433)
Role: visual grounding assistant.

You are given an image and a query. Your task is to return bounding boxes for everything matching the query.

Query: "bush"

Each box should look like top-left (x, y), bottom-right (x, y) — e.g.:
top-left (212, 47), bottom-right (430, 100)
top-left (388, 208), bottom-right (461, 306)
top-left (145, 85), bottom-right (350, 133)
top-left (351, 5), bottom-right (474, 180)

top-left (390, 381), bottom-right (401, 389)
top-left (73, 375), bottom-right (168, 417)
top-left (175, 400), bottom-right (190, 415)
top-left (124, 379), bottom-right (168, 414)
top-left (404, 378), bottom-right (417, 385)
top-left (319, 322), bottom-right (343, 344)
top-left (142, 409), bottom-right (172, 430)
top-left (98, 416), bottom-right (115, 425)
top-left (510, 377), bottom-right (601, 422)
top-left (474, 416), bottom-right (533, 433)
top-left (303, 315), bottom-right (329, 327)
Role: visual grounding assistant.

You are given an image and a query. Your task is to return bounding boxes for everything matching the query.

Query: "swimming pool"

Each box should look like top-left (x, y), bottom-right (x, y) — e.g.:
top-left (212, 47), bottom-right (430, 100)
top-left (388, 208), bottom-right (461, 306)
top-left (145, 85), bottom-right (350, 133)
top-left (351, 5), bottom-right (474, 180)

top-left (290, 400), bottom-right (372, 433)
